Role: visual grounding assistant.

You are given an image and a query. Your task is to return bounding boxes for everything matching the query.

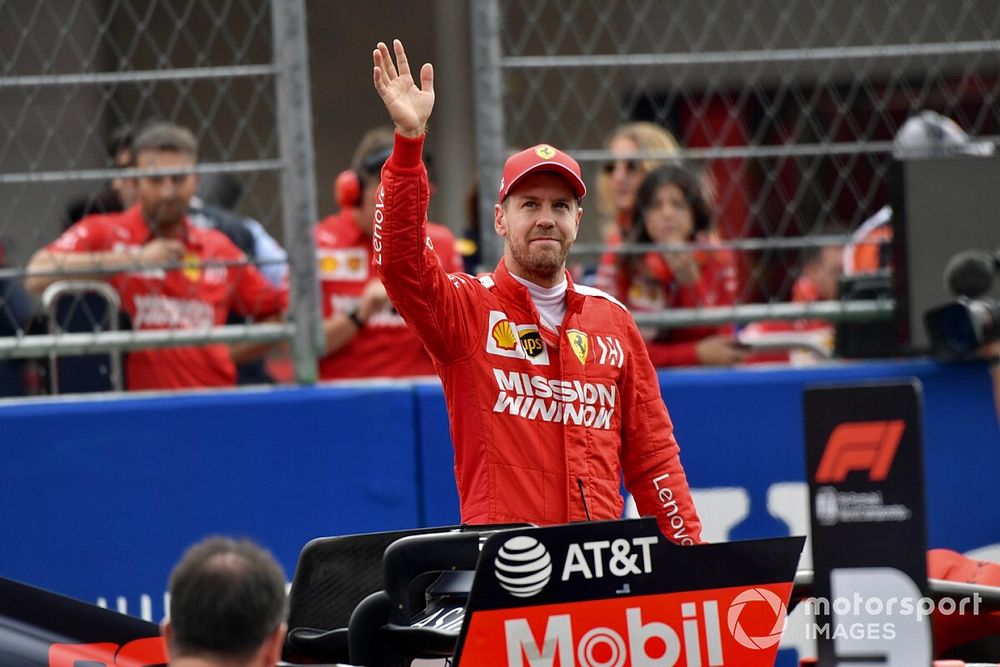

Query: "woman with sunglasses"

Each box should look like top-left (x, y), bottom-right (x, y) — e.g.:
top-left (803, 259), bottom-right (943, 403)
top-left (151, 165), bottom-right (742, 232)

top-left (594, 122), bottom-right (679, 292)
top-left (612, 164), bottom-right (748, 367)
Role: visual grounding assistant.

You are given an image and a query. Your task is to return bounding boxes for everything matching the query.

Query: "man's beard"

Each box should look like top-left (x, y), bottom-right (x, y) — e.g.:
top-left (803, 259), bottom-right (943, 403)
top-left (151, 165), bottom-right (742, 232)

top-left (143, 200), bottom-right (185, 234)
top-left (507, 234), bottom-right (571, 283)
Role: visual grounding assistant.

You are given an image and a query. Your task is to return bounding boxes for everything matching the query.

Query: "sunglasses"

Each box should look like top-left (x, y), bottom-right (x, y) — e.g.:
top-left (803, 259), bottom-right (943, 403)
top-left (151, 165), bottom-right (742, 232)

top-left (601, 159), bottom-right (640, 175)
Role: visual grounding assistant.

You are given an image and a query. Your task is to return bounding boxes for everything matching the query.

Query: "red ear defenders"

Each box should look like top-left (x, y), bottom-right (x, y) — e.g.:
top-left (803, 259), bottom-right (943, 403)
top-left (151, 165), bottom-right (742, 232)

top-left (333, 145), bottom-right (436, 209)
top-left (334, 169), bottom-right (363, 209)
top-left (333, 146), bottom-right (394, 209)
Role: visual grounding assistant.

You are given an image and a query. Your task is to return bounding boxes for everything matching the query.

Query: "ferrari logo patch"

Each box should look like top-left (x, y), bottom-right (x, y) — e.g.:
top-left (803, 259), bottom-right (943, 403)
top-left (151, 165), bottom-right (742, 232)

top-left (182, 253), bottom-right (201, 282)
top-left (534, 144), bottom-right (556, 160)
top-left (567, 329), bottom-right (589, 365)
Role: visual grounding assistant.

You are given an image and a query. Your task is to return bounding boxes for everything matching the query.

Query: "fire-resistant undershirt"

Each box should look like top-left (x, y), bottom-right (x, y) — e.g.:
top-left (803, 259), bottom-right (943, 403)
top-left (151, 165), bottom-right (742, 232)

top-left (509, 271), bottom-right (567, 332)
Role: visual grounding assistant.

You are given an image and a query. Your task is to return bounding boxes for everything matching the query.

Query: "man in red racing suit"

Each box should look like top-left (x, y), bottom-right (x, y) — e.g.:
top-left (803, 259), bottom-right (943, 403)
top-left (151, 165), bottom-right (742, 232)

top-left (371, 39), bottom-right (702, 543)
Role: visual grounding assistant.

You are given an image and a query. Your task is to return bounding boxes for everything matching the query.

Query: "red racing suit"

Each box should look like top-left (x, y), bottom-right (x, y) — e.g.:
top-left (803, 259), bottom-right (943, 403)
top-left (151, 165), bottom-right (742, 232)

top-left (315, 208), bottom-right (461, 379)
top-left (376, 133), bottom-right (703, 544)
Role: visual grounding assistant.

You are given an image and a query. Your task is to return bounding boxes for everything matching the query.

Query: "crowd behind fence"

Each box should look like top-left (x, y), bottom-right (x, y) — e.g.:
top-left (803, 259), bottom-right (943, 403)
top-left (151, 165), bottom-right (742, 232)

top-left (0, 0), bottom-right (998, 395)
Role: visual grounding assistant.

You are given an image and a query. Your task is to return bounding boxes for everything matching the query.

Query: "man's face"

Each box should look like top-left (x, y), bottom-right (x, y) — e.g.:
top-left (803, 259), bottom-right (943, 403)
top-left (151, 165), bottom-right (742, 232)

top-left (806, 245), bottom-right (845, 300)
top-left (495, 171), bottom-right (582, 284)
top-left (135, 149), bottom-right (198, 234)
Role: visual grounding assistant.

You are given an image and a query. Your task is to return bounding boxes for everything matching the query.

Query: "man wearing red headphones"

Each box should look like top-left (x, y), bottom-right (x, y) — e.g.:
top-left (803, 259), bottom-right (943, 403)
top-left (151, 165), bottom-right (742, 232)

top-left (316, 127), bottom-right (462, 379)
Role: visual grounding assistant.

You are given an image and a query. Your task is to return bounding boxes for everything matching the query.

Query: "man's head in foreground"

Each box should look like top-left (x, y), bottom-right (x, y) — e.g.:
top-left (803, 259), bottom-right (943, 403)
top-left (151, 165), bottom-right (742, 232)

top-left (494, 144), bottom-right (587, 287)
top-left (162, 536), bottom-right (287, 667)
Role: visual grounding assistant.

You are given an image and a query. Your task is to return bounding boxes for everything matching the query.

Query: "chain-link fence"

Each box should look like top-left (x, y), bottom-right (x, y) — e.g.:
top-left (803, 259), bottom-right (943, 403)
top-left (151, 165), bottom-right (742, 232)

top-left (0, 0), bottom-right (321, 393)
top-left (3, 1), bottom-right (998, 393)
top-left (472, 0), bottom-right (1000, 335)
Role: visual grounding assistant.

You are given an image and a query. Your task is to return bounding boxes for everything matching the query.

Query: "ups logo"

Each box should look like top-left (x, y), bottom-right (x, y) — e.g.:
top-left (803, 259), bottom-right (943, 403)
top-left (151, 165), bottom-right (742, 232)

top-left (519, 329), bottom-right (545, 359)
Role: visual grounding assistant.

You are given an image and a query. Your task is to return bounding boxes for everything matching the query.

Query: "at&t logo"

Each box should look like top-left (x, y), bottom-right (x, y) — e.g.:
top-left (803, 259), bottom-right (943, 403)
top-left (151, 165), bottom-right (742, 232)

top-left (495, 536), bottom-right (553, 598)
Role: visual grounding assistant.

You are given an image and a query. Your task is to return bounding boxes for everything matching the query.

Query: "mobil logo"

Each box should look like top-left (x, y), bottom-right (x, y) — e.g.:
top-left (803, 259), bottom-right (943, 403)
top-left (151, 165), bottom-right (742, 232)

top-left (461, 583), bottom-right (791, 667)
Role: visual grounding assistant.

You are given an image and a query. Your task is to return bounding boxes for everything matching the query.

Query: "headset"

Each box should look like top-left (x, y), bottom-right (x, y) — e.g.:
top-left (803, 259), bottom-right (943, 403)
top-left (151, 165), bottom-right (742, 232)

top-left (333, 145), bottom-right (394, 209)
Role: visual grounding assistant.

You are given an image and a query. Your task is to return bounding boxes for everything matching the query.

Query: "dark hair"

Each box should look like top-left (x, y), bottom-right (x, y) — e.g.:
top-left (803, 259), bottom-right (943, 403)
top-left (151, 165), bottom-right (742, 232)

top-left (351, 126), bottom-right (433, 187)
top-left (631, 164), bottom-right (711, 242)
top-left (798, 221), bottom-right (847, 269)
top-left (107, 125), bottom-right (136, 163)
top-left (168, 536), bottom-right (287, 660)
top-left (133, 122), bottom-right (198, 159)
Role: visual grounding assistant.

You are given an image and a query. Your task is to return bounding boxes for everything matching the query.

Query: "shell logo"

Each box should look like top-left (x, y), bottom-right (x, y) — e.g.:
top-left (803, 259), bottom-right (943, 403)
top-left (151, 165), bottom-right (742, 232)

top-left (495, 535), bottom-right (552, 598)
top-left (319, 255), bottom-right (338, 272)
top-left (491, 319), bottom-right (518, 351)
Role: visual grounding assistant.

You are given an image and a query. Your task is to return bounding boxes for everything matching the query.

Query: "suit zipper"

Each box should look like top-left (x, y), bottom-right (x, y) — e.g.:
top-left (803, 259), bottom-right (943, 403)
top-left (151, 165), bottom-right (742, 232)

top-left (577, 477), bottom-right (592, 521)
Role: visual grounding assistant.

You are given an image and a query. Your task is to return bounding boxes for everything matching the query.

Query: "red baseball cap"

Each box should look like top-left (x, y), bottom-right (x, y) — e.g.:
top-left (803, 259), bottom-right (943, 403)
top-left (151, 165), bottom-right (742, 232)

top-left (498, 143), bottom-right (587, 204)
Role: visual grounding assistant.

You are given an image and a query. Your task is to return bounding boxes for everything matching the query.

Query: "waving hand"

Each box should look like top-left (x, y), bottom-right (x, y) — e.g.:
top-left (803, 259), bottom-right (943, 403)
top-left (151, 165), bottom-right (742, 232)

top-left (373, 39), bottom-right (434, 138)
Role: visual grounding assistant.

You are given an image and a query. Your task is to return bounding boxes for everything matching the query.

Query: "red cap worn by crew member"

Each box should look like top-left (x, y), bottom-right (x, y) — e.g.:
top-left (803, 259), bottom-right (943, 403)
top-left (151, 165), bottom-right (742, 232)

top-left (498, 143), bottom-right (587, 204)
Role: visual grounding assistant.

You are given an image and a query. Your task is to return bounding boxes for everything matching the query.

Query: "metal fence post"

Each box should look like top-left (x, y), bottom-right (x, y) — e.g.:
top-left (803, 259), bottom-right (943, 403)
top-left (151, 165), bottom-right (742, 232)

top-left (470, 0), bottom-right (506, 269)
top-left (271, 0), bottom-right (322, 384)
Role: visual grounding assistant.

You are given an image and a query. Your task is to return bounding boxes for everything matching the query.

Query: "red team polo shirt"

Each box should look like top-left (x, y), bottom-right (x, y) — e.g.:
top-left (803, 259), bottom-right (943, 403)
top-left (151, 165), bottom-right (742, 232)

top-left (47, 205), bottom-right (287, 390)
top-left (315, 208), bottom-right (462, 379)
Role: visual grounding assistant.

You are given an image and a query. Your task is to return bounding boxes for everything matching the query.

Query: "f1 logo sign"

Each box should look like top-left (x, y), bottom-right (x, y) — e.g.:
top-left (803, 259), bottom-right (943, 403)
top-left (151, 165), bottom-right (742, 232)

top-left (815, 420), bottom-right (905, 483)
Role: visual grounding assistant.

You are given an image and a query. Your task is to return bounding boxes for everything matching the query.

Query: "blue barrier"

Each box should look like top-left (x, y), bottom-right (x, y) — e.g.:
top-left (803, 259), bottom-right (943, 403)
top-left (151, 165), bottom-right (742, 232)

top-left (659, 359), bottom-right (999, 552)
top-left (0, 384), bottom-right (421, 620)
top-left (0, 358), bottom-right (996, 630)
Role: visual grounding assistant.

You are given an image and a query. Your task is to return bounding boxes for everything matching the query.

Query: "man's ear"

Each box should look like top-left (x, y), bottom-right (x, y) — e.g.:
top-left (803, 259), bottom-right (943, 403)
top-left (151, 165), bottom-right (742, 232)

top-left (494, 203), bottom-right (507, 238)
top-left (160, 619), bottom-right (174, 660)
top-left (259, 622), bottom-right (287, 666)
top-left (574, 206), bottom-right (583, 238)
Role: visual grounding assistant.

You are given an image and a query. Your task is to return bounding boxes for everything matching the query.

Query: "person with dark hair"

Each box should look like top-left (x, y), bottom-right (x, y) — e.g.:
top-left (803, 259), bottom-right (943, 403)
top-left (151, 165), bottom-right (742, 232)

top-left (371, 39), bottom-right (702, 542)
top-left (740, 232), bottom-right (845, 365)
top-left (26, 122), bottom-right (287, 390)
top-left (607, 164), bottom-right (745, 367)
top-left (594, 121), bottom-right (681, 261)
top-left (315, 126), bottom-right (462, 380)
top-left (162, 536), bottom-right (287, 667)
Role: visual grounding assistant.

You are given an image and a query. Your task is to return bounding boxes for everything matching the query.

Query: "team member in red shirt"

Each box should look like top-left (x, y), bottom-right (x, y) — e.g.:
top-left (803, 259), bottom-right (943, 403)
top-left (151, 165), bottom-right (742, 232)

top-left (371, 39), bottom-right (702, 542)
top-left (605, 164), bottom-right (745, 367)
top-left (317, 128), bottom-right (461, 380)
top-left (740, 239), bottom-right (844, 364)
top-left (26, 123), bottom-right (286, 391)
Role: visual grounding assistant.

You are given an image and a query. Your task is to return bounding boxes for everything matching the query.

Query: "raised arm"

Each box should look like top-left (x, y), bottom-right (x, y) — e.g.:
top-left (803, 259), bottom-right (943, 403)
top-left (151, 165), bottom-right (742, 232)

top-left (372, 39), bottom-right (434, 139)
top-left (370, 40), bottom-right (480, 364)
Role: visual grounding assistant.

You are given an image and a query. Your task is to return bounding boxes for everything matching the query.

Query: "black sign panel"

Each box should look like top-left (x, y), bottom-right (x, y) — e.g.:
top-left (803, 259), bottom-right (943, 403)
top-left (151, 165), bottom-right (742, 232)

top-left (804, 380), bottom-right (930, 666)
top-left (454, 518), bottom-right (803, 666)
